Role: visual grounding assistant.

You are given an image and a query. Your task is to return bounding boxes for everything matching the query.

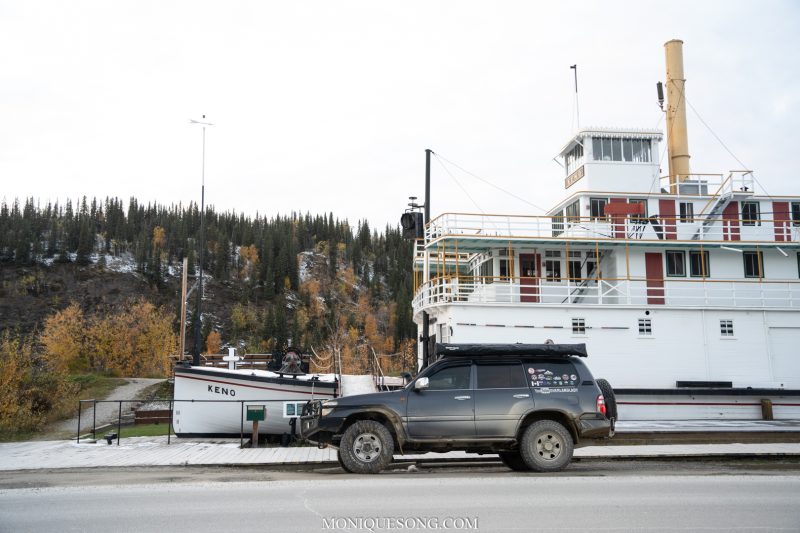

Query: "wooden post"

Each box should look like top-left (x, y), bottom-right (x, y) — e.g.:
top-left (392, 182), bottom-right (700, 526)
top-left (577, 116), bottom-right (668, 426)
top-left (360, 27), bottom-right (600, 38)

top-left (252, 419), bottom-right (259, 448)
top-left (179, 257), bottom-right (188, 361)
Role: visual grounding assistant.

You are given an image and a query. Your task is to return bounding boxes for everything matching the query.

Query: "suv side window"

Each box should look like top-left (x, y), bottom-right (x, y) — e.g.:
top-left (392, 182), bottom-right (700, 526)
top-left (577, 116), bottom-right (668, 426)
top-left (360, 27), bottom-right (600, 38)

top-left (525, 361), bottom-right (580, 389)
top-left (427, 364), bottom-right (471, 390)
top-left (476, 364), bottom-right (527, 389)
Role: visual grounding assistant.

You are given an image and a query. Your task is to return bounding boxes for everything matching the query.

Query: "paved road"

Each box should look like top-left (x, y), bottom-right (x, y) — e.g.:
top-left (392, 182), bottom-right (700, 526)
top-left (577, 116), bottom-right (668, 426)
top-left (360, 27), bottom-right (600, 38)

top-left (1, 465), bottom-right (799, 532)
top-left (44, 378), bottom-right (165, 439)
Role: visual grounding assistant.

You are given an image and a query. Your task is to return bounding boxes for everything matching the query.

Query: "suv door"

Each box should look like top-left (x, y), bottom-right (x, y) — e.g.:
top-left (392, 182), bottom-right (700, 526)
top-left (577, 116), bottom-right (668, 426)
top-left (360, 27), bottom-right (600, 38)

top-left (474, 362), bottom-right (533, 438)
top-left (405, 363), bottom-right (475, 439)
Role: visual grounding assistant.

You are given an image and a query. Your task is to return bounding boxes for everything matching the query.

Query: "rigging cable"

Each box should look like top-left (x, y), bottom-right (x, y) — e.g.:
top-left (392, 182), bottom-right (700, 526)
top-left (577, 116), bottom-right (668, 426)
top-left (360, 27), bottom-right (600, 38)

top-left (434, 153), bottom-right (549, 213)
top-left (434, 156), bottom-right (485, 214)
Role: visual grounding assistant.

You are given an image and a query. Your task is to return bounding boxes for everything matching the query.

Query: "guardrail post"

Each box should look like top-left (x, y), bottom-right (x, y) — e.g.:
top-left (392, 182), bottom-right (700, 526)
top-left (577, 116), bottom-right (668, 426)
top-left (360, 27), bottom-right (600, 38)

top-left (92, 400), bottom-right (97, 441)
top-left (168, 399), bottom-right (173, 445)
top-left (76, 401), bottom-right (82, 444)
top-left (240, 401), bottom-right (244, 448)
top-left (117, 400), bottom-right (122, 446)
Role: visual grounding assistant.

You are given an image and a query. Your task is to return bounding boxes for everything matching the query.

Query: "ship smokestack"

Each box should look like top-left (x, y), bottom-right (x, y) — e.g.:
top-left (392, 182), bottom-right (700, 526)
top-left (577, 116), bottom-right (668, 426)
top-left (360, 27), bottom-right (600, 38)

top-left (664, 39), bottom-right (691, 194)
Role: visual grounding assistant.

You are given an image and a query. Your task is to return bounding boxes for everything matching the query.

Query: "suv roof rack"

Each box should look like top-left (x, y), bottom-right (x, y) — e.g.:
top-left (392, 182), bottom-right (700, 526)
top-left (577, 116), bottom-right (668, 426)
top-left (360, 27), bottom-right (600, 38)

top-left (435, 343), bottom-right (588, 358)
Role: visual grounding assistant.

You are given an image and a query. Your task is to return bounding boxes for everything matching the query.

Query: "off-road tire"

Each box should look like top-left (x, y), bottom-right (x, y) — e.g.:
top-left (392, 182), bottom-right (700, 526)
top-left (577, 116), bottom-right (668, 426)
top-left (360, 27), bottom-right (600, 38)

top-left (337, 449), bottom-right (354, 473)
top-left (498, 450), bottom-right (529, 471)
top-left (338, 420), bottom-right (394, 474)
top-left (519, 420), bottom-right (574, 472)
top-left (596, 378), bottom-right (618, 422)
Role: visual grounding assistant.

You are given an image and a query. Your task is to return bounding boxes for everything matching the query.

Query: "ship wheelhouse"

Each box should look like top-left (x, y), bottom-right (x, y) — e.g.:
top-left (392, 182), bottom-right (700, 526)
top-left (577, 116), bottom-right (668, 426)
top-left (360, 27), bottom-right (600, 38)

top-left (411, 126), bottom-right (800, 400)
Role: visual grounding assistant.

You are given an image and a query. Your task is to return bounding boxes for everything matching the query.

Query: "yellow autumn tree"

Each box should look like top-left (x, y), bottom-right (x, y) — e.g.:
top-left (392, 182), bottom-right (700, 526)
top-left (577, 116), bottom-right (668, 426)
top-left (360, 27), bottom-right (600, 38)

top-left (205, 331), bottom-right (222, 355)
top-left (239, 244), bottom-right (259, 280)
top-left (39, 303), bottom-right (87, 373)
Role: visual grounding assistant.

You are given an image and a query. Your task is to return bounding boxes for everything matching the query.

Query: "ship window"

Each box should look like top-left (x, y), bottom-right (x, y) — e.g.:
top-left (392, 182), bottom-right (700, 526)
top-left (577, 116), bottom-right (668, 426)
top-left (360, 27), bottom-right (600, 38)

top-left (545, 257), bottom-right (562, 281)
top-left (720, 320), bottom-right (734, 337)
top-left (572, 318), bottom-right (586, 335)
top-left (638, 318), bottom-right (652, 336)
top-left (565, 200), bottom-right (580, 223)
top-left (592, 137), bottom-right (652, 162)
top-left (666, 250), bottom-right (686, 277)
top-left (284, 402), bottom-right (306, 418)
top-left (601, 138), bottom-right (613, 161)
top-left (629, 199), bottom-right (648, 223)
top-left (564, 143), bottom-right (584, 176)
top-left (552, 211), bottom-right (565, 237)
top-left (679, 202), bottom-right (695, 223)
top-left (568, 254), bottom-right (582, 281)
top-left (586, 251), bottom-right (598, 279)
top-left (590, 198), bottom-right (608, 220)
top-left (742, 202), bottom-right (760, 226)
top-left (792, 202), bottom-right (800, 226)
top-left (479, 259), bottom-right (494, 283)
top-left (499, 258), bottom-right (510, 279)
top-left (632, 139), bottom-right (652, 162)
top-left (797, 253), bottom-right (800, 278)
top-left (689, 250), bottom-right (710, 277)
top-left (743, 251), bottom-right (764, 278)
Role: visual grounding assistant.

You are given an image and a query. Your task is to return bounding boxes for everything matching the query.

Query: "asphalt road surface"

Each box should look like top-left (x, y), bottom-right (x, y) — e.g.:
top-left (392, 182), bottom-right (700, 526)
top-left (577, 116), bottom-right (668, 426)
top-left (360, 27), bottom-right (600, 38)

top-left (1, 461), bottom-right (799, 532)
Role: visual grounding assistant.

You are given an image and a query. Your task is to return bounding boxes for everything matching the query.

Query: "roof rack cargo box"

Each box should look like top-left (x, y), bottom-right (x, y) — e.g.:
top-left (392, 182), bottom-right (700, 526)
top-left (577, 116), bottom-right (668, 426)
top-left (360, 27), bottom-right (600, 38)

top-left (435, 343), bottom-right (588, 358)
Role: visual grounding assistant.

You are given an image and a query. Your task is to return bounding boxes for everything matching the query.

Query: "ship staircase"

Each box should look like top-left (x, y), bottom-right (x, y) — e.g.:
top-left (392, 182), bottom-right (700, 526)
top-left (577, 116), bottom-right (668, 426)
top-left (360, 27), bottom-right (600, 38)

top-left (691, 171), bottom-right (754, 240)
top-left (563, 249), bottom-right (611, 304)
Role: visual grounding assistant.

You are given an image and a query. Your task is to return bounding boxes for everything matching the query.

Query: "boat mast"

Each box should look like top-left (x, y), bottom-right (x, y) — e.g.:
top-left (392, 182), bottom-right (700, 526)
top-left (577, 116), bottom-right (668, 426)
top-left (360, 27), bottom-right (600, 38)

top-left (664, 39), bottom-right (691, 194)
top-left (422, 148), bottom-right (432, 368)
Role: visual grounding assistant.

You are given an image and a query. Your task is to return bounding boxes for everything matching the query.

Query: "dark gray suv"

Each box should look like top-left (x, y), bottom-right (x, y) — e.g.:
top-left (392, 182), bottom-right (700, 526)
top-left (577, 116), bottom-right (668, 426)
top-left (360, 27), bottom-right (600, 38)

top-left (301, 343), bottom-right (616, 474)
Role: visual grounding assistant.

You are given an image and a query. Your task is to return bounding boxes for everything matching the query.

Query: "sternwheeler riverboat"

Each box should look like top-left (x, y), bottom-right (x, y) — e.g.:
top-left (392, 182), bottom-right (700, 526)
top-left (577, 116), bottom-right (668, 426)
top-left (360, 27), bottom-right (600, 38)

top-left (407, 40), bottom-right (800, 420)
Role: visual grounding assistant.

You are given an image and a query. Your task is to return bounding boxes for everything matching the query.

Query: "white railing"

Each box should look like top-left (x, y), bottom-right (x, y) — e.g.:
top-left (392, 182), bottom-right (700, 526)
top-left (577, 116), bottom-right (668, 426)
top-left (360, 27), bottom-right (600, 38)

top-left (411, 276), bottom-right (800, 312)
top-left (426, 212), bottom-right (800, 244)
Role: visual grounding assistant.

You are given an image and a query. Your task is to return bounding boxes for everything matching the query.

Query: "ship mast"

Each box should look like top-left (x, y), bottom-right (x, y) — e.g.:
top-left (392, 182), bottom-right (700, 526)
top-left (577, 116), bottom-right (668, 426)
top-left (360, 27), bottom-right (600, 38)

top-left (664, 39), bottom-right (691, 194)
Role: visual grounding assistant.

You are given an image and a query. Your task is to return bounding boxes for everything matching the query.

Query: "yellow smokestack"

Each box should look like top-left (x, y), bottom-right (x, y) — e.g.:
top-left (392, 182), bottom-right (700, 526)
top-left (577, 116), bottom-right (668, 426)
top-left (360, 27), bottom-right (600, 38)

top-left (665, 39), bottom-right (691, 193)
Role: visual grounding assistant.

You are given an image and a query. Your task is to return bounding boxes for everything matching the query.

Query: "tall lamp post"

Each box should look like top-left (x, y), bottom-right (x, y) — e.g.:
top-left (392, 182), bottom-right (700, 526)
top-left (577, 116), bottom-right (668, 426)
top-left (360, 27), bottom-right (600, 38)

top-left (189, 116), bottom-right (213, 366)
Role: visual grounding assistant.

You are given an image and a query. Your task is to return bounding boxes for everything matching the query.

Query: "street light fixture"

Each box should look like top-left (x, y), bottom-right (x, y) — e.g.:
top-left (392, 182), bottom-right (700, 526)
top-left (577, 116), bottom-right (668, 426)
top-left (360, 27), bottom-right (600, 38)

top-left (190, 115), bottom-right (213, 366)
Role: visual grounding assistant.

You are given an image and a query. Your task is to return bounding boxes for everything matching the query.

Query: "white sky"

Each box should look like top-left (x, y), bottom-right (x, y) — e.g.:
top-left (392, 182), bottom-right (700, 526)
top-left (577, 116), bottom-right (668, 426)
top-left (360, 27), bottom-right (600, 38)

top-left (1, 1), bottom-right (798, 229)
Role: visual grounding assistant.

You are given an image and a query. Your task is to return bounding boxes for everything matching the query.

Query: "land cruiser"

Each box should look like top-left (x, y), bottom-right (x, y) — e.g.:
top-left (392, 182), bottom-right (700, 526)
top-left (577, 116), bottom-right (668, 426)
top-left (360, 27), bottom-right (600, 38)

top-left (301, 343), bottom-right (616, 474)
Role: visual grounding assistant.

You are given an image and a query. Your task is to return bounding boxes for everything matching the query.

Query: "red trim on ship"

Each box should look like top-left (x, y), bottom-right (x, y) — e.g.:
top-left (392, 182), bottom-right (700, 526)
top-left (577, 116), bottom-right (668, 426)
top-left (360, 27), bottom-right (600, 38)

top-left (175, 373), bottom-right (337, 396)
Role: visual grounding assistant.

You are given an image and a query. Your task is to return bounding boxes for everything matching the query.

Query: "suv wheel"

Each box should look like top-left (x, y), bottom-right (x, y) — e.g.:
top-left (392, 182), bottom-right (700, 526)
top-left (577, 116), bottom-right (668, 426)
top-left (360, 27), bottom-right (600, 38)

top-left (520, 420), bottom-right (574, 472)
top-left (596, 378), bottom-right (618, 422)
top-left (498, 451), bottom-right (529, 472)
top-left (338, 420), bottom-right (394, 474)
top-left (337, 449), bottom-right (354, 473)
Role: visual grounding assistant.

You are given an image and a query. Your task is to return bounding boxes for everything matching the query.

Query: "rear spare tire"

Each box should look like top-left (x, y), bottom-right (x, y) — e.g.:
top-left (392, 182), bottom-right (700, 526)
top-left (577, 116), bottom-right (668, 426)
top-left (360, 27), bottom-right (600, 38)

top-left (596, 378), bottom-right (618, 422)
top-left (519, 420), bottom-right (574, 472)
top-left (338, 420), bottom-right (394, 474)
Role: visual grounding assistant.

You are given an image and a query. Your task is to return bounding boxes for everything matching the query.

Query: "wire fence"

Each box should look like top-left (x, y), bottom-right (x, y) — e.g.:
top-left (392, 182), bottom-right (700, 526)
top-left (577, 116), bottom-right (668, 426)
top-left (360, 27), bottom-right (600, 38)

top-left (76, 398), bottom-right (309, 448)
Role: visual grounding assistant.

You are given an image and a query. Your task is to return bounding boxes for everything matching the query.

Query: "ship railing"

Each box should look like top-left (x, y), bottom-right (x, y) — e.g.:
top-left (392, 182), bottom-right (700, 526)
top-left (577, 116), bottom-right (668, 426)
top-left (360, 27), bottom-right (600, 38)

top-left (412, 275), bottom-right (800, 311)
top-left (425, 212), bottom-right (800, 244)
top-left (74, 398), bottom-right (314, 448)
top-left (659, 171), bottom-right (754, 198)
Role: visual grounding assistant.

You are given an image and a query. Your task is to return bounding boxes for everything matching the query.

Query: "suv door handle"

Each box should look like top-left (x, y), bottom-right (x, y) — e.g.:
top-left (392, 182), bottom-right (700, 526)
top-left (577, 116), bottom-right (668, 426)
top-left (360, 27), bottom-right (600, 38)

top-left (513, 394), bottom-right (530, 399)
top-left (453, 395), bottom-right (471, 400)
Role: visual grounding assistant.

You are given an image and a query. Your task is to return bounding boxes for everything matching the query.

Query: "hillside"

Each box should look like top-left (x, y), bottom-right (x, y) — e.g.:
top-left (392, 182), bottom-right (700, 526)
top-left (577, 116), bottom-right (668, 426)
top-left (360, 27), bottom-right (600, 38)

top-left (0, 197), bottom-right (416, 371)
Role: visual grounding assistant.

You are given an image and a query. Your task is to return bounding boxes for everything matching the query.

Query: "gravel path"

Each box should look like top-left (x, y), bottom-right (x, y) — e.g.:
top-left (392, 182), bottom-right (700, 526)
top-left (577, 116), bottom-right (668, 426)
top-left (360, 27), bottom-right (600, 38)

top-left (43, 378), bottom-right (165, 440)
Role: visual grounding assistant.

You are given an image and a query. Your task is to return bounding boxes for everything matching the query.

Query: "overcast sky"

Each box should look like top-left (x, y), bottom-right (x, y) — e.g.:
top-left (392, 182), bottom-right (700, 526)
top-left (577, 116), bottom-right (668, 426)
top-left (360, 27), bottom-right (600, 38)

top-left (1, 1), bottom-right (798, 228)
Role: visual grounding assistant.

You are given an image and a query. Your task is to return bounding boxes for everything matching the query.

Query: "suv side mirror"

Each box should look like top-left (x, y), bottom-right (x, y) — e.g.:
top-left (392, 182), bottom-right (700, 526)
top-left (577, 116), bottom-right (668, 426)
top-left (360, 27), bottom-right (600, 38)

top-left (414, 377), bottom-right (429, 391)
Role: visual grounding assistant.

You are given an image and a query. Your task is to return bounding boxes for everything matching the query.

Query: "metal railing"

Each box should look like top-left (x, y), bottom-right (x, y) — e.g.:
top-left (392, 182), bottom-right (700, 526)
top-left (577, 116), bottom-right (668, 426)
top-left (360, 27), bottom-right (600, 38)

top-left (76, 398), bottom-right (307, 448)
top-left (412, 276), bottom-right (800, 311)
top-left (425, 212), bottom-right (800, 245)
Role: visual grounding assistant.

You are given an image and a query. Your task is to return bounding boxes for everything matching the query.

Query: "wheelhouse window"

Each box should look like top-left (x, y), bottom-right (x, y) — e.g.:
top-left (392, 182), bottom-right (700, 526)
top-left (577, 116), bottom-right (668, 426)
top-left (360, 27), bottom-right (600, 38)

top-left (679, 202), bottom-right (694, 223)
top-left (592, 137), bottom-right (652, 162)
top-left (545, 251), bottom-right (562, 281)
top-left (741, 202), bottom-right (760, 226)
top-left (590, 198), bottom-right (608, 220)
top-left (666, 250), bottom-right (686, 277)
top-left (689, 250), bottom-right (710, 277)
top-left (564, 143), bottom-right (584, 176)
top-left (476, 364), bottom-right (527, 389)
top-left (743, 251), bottom-right (764, 278)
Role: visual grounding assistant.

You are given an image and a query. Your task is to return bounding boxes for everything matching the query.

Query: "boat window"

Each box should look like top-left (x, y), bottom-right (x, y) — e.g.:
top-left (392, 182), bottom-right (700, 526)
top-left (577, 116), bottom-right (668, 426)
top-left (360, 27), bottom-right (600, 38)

top-left (427, 364), bottom-right (471, 390)
top-left (792, 202), bottom-right (800, 226)
top-left (590, 198), bottom-right (608, 220)
top-left (552, 211), bottom-right (565, 237)
top-left (743, 251), bottom-right (764, 278)
top-left (572, 318), bottom-right (586, 335)
top-left (742, 202), bottom-right (760, 226)
top-left (499, 258), bottom-right (510, 279)
top-left (564, 143), bottom-right (584, 176)
top-left (568, 252), bottom-right (582, 281)
top-left (666, 250), bottom-right (686, 277)
top-left (601, 138), bottom-right (613, 161)
top-left (592, 137), bottom-right (652, 163)
top-left (679, 202), bottom-right (695, 223)
top-left (479, 259), bottom-right (494, 284)
top-left (565, 200), bottom-right (580, 222)
top-left (545, 251), bottom-right (562, 282)
top-left (629, 199), bottom-right (648, 224)
top-left (476, 363), bottom-right (527, 389)
top-left (638, 318), bottom-right (652, 336)
top-left (720, 320), bottom-right (734, 337)
top-left (284, 402), bottom-right (306, 418)
top-left (689, 250), bottom-right (710, 277)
